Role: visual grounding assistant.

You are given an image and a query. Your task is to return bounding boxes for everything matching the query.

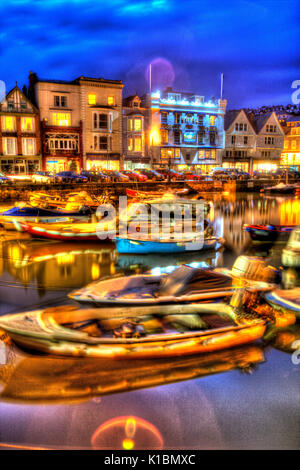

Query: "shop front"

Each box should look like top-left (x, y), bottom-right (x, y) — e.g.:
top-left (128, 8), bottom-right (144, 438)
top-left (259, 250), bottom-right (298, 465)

top-left (0, 156), bottom-right (42, 175)
top-left (280, 153), bottom-right (300, 170)
top-left (86, 154), bottom-right (121, 172)
top-left (45, 156), bottom-right (81, 174)
top-left (222, 161), bottom-right (250, 172)
top-left (252, 161), bottom-right (278, 172)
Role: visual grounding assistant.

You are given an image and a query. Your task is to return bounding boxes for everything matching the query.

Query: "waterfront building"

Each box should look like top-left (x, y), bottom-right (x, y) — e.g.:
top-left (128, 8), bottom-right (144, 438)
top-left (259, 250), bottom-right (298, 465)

top-left (0, 85), bottom-right (41, 175)
top-left (223, 110), bottom-right (257, 173)
top-left (29, 72), bottom-right (123, 172)
top-left (122, 94), bottom-right (150, 170)
top-left (280, 116), bottom-right (300, 170)
top-left (146, 87), bottom-right (226, 173)
top-left (223, 110), bottom-right (284, 173)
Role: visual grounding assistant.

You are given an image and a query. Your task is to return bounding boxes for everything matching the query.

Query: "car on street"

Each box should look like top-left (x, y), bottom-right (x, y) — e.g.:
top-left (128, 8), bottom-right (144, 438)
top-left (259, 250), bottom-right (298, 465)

top-left (135, 168), bottom-right (164, 181)
top-left (156, 168), bottom-right (185, 181)
top-left (80, 170), bottom-right (109, 182)
top-left (182, 171), bottom-right (205, 181)
top-left (54, 171), bottom-right (88, 183)
top-left (32, 171), bottom-right (55, 184)
top-left (122, 170), bottom-right (148, 182)
top-left (0, 172), bottom-right (12, 184)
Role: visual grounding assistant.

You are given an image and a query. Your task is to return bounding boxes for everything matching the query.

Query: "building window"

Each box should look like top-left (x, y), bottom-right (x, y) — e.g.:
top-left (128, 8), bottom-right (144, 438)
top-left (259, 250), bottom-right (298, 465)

top-left (239, 123), bottom-right (243, 131)
top-left (133, 101), bottom-right (139, 107)
top-left (292, 140), bottom-right (297, 150)
top-left (99, 136), bottom-right (108, 150)
top-left (161, 112), bottom-right (168, 124)
top-left (134, 118), bottom-right (142, 131)
top-left (93, 113), bottom-right (108, 130)
top-left (21, 117), bottom-right (34, 131)
top-left (175, 113), bottom-right (180, 124)
top-left (161, 129), bottom-right (168, 144)
top-left (265, 137), bottom-right (274, 145)
top-left (266, 124), bottom-right (277, 133)
top-left (174, 148), bottom-right (180, 159)
top-left (198, 150), bottom-right (205, 159)
top-left (244, 136), bottom-right (248, 145)
top-left (2, 116), bottom-right (15, 131)
top-left (174, 130), bottom-right (181, 145)
top-left (7, 100), bottom-right (14, 110)
top-left (52, 113), bottom-right (71, 126)
top-left (231, 135), bottom-right (236, 144)
top-left (23, 138), bottom-right (35, 155)
top-left (198, 132), bottom-right (205, 144)
top-left (88, 94), bottom-right (96, 105)
top-left (128, 118), bottom-right (133, 131)
top-left (128, 138), bottom-right (133, 151)
top-left (54, 96), bottom-right (67, 107)
top-left (107, 96), bottom-right (115, 106)
top-left (134, 137), bottom-right (142, 152)
top-left (210, 116), bottom-right (216, 126)
top-left (3, 138), bottom-right (16, 155)
top-left (284, 140), bottom-right (289, 149)
top-left (210, 132), bottom-right (216, 145)
top-left (235, 123), bottom-right (239, 131)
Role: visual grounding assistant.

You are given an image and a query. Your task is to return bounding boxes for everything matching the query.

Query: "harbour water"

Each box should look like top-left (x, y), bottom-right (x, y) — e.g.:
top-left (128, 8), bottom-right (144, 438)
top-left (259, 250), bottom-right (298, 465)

top-left (0, 193), bottom-right (299, 450)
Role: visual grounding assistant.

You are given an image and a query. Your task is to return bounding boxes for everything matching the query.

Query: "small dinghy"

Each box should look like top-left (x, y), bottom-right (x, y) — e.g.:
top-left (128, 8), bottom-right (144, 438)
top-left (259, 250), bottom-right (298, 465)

top-left (13, 220), bottom-right (115, 242)
top-left (264, 288), bottom-right (300, 318)
top-left (0, 204), bottom-right (93, 228)
top-left (243, 224), bottom-right (296, 242)
top-left (261, 183), bottom-right (298, 195)
top-left (69, 263), bottom-right (274, 307)
top-left (115, 235), bottom-right (220, 254)
top-left (0, 303), bottom-right (267, 359)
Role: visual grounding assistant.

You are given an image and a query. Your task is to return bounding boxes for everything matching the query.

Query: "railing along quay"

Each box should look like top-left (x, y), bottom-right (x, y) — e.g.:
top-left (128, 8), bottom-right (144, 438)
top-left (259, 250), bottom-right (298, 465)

top-left (0, 178), bottom-right (298, 201)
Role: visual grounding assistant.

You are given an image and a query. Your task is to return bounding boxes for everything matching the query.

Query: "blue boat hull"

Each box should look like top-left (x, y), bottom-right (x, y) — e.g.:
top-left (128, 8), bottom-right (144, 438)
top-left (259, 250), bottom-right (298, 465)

top-left (1, 206), bottom-right (92, 218)
top-left (115, 237), bottom-right (218, 254)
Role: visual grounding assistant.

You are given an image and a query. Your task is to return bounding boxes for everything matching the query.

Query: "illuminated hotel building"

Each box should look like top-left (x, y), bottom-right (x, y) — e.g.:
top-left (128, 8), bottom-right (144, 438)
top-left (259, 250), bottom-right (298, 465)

top-left (147, 87), bottom-right (227, 172)
top-left (29, 72), bottom-right (123, 172)
top-left (280, 117), bottom-right (300, 170)
top-left (0, 85), bottom-right (41, 175)
top-left (223, 110), bottom-right (284, 173)
top-left (122, 95), bottom-right (150, 170)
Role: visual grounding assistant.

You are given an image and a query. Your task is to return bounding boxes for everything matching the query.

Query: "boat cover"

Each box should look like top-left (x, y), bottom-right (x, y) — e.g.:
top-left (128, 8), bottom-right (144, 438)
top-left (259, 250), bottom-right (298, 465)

top-left (155, 265), bottom-right (232, 297)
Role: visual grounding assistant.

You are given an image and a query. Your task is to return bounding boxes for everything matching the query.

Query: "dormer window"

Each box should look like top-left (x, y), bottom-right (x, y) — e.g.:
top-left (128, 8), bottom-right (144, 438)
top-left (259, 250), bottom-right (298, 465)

top-left (133, 101), bottom-right (139, 107)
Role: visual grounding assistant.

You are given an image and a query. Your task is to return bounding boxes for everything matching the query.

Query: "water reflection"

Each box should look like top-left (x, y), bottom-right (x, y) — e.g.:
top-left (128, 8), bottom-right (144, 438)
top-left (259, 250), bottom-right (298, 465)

top-left (0, 342), bottom-right (265, 404)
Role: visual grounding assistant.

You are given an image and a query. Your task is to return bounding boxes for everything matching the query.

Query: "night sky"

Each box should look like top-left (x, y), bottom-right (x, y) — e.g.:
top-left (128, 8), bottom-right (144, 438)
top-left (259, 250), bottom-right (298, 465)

top-left (1, 0), bottom-right (299, 108)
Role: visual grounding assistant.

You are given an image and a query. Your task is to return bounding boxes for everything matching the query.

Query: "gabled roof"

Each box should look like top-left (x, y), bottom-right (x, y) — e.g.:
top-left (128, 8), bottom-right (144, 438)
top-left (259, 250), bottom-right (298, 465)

top-left (224, 110), bottom-right (241, 131)
top-left (250, 112), bottom-right (272, 133)
top-left (1, 85), bottom-right (38, 113)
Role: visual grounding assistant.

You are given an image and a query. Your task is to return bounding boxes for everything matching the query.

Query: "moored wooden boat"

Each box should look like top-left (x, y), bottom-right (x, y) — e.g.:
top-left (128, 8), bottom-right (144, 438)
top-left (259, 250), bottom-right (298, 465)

top-left (243, 224), bottom-right (295, 242)
top-left (264, 288), bottom-right (300, 318)
top-left (13, 220), bottom-right (115, 242)
top-left (0, 303), bottom-right (267, 359)
top-left (115, 235), bottom-right (220, 254)
top-left (69, 263), bottom-right (274, 307)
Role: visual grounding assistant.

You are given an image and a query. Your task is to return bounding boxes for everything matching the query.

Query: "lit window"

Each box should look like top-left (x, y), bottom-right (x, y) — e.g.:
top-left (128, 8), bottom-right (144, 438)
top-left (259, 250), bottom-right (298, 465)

top-left (2, 116), bottom-right (14, 131)
top-left (3, 138), bottom-right (16, 155)
top-left (210, 116), bottom-right (216, 126)
top-left (88, 94), bottom-right (96, 105)
top-left (134, 137), bottom-right (142, 152)
top-left (292, 140), bottom-right (297, 150)
top-left (23, 138), bottom-right (35, 155)
top-left (108, 96), bottom-right (115, 106)
top-left (52, 113), bottom-right (71, 126)
top-left (21, 117), bottom-right (34, 131)
top-left (134, 119), bottom-right (142, 131)
top-left (128, 138), bottom-right (133, 151)
top-left (284, 140), bottom-right (289, 149)
top-left (128, 118), bottom-right (133, 131)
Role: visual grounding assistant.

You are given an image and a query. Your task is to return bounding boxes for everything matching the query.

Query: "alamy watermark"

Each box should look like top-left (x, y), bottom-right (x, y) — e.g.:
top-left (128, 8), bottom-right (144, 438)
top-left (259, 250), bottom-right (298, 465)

top-left (291, 340), bottom-right (300, 365)
top-left (0, 342), bottom-right (6, 365)
top-left (291, 80), bottom-right (300, 104)
top-left (95, 196), bottom-right (205, 250)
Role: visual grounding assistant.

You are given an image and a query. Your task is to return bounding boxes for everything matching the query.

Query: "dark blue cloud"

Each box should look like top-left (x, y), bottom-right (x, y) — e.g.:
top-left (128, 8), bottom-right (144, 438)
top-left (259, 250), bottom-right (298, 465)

top-left (0, 0), bottom-right (299, 107)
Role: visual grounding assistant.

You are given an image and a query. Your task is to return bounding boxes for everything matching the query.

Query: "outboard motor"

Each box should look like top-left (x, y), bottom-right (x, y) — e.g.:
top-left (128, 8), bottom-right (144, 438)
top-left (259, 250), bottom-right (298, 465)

top-left (231, 255), bottom-right (281, 284)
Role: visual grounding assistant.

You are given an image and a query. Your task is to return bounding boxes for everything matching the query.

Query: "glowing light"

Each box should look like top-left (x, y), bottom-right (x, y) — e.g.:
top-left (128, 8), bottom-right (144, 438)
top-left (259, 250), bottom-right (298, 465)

top-left (88, 94), bottom-right (96, 105)
top-left (52, 113), bottom-right (71, 126)
top-left (91, 263), bottom-right (100, 280)
top-left (107, 96), bottom-right (115, 106)
top-left (122, 438), bottom-right (134, 450)
top-left (150, 128), bottom-right (160, 145)
top-left (91, 415), bottom-right (164, 450)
